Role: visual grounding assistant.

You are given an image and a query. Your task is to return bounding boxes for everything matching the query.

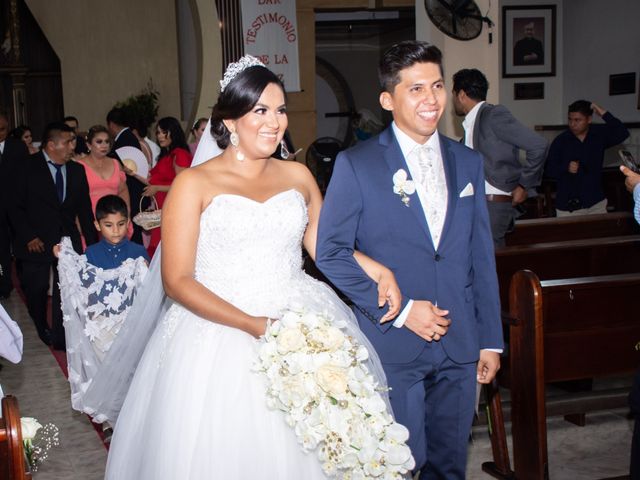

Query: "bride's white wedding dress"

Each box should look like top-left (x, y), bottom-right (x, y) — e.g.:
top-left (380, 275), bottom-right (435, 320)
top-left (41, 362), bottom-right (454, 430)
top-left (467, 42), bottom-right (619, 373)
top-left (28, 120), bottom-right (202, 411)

top-left (106, 189), bottom-right (382, 479)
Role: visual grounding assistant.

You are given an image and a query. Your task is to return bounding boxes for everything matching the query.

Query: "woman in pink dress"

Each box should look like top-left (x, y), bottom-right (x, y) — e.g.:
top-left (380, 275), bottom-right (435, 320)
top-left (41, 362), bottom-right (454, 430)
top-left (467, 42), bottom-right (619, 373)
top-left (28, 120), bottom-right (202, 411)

top-left (143, 117), bottom-right (192, 257)
top-left (79, 125), bottom-right (131, 235)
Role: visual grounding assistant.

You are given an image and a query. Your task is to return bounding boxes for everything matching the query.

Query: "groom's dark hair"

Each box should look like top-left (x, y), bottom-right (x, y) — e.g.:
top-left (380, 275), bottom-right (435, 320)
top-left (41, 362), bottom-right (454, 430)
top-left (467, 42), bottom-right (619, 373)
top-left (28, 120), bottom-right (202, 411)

top-left (379, 41), bottom-right (443, 93)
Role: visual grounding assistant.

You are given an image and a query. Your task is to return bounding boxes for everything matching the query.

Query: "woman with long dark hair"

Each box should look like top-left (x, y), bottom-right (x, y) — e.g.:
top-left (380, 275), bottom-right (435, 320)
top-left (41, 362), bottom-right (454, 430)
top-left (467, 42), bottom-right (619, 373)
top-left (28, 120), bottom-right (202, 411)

top-left (10, 125), bottom-right (38, 154)
top-left (143, 116), bottom-right (192, 256)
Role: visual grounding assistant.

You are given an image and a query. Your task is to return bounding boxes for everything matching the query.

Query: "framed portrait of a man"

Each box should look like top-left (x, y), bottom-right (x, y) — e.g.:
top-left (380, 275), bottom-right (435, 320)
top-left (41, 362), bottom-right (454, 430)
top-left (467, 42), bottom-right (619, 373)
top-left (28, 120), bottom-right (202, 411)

top-left (502, 5), bottom-right (556, 78)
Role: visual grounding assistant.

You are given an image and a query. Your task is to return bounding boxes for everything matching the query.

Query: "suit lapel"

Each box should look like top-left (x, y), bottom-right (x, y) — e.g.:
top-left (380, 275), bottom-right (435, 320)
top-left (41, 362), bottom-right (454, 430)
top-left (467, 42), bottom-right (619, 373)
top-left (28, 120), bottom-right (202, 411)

top-left (380, 128), bottom-right (434, 245)
top-left (35, 153), bottom-right (61, 206)
top-left (438, 137), bottom-right (458, 246)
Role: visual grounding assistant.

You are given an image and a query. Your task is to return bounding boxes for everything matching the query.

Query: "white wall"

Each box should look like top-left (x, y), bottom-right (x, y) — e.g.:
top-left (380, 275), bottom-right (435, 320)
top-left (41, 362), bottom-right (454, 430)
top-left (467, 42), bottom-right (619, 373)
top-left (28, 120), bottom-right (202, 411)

top-left (416, 0), bottom-right (501, 138)
top-left (26, 0), bottom-right (182, 129)
top-left (562, 0), bottom-right (640, 123)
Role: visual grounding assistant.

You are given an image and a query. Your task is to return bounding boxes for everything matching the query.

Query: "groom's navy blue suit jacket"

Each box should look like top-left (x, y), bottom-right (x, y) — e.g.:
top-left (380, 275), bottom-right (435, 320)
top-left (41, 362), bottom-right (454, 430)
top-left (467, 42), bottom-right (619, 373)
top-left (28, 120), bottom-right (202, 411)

top-left (316, 127), bottom-right (503, 365)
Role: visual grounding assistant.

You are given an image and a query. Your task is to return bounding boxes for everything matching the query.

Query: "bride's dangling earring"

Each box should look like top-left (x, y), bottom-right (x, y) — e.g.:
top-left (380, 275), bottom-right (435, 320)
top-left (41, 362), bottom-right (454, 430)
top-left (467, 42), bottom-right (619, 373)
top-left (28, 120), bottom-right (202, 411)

top-left (229, 131), bottom-right (245, 161)
top-left (280, 139), bottom-right (290, 160)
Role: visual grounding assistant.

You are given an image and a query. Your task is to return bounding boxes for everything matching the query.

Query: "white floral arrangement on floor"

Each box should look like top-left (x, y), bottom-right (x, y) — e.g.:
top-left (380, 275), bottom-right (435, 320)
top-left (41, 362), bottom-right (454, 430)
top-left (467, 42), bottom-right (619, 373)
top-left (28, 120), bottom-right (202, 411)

top-left (21, 417), bottom-right (60, 471)
top-left (254, 309), bottom-right (415, 479)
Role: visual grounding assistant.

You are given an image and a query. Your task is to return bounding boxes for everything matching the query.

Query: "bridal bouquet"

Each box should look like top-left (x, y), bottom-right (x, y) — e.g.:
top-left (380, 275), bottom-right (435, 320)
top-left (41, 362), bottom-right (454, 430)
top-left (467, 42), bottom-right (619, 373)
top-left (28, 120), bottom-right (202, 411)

top-left (21, 417), bottom-right (60, 471)
top-left (254, 309), bottom-right (415, 479)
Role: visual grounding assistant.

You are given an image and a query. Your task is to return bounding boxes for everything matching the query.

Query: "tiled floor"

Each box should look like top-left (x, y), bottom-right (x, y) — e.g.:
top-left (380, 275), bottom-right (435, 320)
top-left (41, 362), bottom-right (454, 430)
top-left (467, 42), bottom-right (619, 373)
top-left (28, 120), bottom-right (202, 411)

top-left (1, 289), bottom-right (634, 479)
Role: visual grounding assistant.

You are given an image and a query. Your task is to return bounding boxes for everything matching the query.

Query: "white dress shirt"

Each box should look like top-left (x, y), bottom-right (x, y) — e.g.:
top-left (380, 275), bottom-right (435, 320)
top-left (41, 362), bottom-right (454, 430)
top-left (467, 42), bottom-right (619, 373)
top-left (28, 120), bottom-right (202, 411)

top-left (389, 123), bottom-right (504, 354)
top-left (391, 123), bottom-right (447, 328)
top-left (463, 101), bottom-right (510, 197)
top-left (44, 150), bottom-right (67, 202)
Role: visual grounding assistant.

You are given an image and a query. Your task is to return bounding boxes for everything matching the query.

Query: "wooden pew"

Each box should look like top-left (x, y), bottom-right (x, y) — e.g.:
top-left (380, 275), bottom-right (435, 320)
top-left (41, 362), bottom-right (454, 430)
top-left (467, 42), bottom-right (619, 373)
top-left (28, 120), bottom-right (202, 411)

top-left (505, 212), bottom-right (639, 246)
top-left (0, 395), bottom-right (31, 480)
top-left (495, 235), bottom-right (640, 307)
top-left (483, 271), bottom-right (640, 480)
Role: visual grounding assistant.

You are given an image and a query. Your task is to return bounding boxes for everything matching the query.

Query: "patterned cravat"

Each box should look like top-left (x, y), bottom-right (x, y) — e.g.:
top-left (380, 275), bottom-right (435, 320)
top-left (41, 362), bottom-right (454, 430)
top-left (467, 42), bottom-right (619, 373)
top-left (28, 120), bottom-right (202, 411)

top-left (415, 145), bottom-right (447, 247)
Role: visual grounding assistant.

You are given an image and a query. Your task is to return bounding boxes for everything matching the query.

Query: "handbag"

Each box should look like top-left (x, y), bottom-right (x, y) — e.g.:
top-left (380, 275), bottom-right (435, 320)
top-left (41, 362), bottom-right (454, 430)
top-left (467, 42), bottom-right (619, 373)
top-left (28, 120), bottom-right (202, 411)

top-left (132, 196), bottom-right (161, 230)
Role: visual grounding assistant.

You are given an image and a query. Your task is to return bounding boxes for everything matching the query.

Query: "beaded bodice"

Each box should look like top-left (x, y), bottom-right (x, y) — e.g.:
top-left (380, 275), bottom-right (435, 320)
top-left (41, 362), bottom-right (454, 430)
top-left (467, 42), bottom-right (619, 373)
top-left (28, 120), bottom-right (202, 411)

top-left (194, 189), bottom-right (308, 317)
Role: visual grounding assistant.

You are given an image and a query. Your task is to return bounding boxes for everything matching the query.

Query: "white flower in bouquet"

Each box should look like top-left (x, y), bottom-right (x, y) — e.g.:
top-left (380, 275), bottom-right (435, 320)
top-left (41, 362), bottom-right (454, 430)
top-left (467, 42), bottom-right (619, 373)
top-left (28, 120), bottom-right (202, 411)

top-left (308, 325), bottom-right (346, 351)
top-left (253, 308), bottom-right (415, 479)
top-left (276, 326), bottom-right (306, 353)
top-left (315, 364), bottom-right (348, 397)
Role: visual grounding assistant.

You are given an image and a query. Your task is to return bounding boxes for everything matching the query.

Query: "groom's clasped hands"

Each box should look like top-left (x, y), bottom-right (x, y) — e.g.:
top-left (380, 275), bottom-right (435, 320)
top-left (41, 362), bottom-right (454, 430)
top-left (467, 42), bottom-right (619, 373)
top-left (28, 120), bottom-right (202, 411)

top-left (404, 301), bottom-right (451, 342)
top-left (374, 268), bottom-right (450, 342)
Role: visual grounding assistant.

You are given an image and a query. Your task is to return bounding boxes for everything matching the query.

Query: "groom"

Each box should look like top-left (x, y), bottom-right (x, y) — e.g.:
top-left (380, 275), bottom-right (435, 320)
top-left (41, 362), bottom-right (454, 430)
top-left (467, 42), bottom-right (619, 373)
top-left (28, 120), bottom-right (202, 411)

top-left (316, 41), bottom-right (503, 478)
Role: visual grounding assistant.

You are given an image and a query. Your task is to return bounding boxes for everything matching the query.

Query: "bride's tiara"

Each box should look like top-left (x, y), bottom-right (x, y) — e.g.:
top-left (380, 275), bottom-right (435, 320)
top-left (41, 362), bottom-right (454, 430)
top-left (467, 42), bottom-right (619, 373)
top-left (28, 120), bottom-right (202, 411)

top-left (220, 55), bottom-right (266, 92)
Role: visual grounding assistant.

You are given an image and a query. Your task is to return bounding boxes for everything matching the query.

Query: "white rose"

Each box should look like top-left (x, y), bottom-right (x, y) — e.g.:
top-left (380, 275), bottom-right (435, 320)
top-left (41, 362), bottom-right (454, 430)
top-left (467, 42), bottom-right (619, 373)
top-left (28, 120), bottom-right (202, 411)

top-left (315, 364), bottom-right (348, 396)
top-left (317, 326), bottom-right (346, 351)
top-left (276, 327), bottom-right (306, 353)
top-left (20, 417), bottom-right (42, 440)
top-left (278, 375), bottom-right (307, 407)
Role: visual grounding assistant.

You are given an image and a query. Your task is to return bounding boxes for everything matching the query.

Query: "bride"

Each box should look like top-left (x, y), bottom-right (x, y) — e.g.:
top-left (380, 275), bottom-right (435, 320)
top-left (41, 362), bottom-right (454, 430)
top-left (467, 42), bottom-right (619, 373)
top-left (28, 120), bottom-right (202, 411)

top-left (105, 57), bottom-right (405, 479)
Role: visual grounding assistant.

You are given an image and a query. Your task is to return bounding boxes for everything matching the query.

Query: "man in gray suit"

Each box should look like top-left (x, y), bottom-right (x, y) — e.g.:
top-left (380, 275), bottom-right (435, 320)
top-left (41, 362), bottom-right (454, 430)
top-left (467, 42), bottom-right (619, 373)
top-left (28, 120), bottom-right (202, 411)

top-left (452, 68), bottom-right (547, 247)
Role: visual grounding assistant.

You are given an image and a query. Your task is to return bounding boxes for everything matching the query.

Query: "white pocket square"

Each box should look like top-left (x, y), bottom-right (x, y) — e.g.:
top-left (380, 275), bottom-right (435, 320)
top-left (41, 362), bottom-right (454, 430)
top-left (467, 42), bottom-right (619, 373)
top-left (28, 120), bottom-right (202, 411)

top-left (459, 183), bottom-right (474, 197)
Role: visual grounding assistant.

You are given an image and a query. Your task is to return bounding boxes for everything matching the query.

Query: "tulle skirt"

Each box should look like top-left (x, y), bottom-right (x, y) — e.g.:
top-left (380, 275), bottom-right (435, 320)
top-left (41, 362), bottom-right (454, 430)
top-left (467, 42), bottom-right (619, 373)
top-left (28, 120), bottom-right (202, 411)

top-left (105, 302), bottom-right (327, 479)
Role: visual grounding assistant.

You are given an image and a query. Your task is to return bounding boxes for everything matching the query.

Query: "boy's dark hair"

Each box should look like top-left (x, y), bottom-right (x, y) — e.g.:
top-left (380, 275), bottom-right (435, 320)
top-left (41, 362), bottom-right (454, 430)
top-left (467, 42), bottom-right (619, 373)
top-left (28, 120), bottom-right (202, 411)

top-left (95, 195), bottom-right (128, 221)
top-left (378, 41), bottom-right (443, 93)
top-left (568, 100), bottom-right (593, 117)
top-left (63, 115), bottom-right (79, 124)
top-left (452, 68), bottom-right (489, 101)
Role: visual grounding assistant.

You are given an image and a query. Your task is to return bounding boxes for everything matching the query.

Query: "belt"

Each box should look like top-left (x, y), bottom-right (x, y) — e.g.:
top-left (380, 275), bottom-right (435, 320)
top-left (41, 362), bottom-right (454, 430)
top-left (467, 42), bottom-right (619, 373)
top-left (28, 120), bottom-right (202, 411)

top-left (486, 194), bottom-right (512, 203)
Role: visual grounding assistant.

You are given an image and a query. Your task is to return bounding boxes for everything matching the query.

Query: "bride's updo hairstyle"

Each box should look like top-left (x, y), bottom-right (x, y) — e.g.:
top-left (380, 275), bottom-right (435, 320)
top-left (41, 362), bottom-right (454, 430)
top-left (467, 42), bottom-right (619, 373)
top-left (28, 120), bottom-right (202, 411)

top-left (210, 65), bottom-right (285, 149)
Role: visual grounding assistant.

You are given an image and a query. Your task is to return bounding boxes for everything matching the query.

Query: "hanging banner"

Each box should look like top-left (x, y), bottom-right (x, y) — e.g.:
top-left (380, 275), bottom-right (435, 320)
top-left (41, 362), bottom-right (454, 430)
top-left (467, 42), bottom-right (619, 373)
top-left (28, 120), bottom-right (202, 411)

top-left (241, 0), bottom-right (301, 92)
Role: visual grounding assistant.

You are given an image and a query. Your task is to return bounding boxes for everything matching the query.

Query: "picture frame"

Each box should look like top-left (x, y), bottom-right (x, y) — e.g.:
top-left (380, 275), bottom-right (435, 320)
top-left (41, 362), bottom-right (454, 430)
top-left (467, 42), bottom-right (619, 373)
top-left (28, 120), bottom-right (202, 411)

top-left (502, 5), bottom-right (556, 78)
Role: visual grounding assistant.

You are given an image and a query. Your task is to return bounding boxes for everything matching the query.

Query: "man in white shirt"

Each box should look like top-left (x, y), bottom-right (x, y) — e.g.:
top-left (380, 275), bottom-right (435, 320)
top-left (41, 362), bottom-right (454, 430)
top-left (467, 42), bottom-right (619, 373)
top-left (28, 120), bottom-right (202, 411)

top-left (452, 68), bottom-right (547, 247)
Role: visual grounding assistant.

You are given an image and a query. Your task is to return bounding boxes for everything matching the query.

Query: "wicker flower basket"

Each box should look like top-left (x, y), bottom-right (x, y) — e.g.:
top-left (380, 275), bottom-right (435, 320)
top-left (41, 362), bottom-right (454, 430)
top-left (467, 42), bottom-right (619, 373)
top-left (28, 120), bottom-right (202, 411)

top-left (132, 196), bottom-right (161, 231)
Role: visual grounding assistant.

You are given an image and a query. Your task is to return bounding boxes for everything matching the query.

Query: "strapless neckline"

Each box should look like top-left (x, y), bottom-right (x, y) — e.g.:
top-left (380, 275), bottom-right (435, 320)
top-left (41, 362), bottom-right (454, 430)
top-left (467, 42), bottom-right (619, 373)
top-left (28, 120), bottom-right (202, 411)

top-left (209, 188), bottom-right (304, 208)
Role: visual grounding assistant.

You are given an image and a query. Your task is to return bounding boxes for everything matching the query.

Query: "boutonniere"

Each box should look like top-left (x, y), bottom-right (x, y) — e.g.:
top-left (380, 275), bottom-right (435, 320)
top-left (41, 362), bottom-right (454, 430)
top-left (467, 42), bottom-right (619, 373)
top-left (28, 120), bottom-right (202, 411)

top-left (392, 169), bottom-right (416, 207)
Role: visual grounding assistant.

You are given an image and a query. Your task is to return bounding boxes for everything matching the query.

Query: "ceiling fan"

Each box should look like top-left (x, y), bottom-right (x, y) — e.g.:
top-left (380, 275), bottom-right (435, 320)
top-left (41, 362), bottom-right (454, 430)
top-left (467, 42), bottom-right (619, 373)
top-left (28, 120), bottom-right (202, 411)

top-left (424, 0), bottom-right (494, 41)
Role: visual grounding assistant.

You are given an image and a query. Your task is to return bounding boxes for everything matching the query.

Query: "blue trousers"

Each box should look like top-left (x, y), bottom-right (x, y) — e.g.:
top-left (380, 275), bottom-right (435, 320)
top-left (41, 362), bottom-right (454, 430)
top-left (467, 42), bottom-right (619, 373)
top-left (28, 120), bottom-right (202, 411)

top-left (384, 341), bottom-right (477, 480)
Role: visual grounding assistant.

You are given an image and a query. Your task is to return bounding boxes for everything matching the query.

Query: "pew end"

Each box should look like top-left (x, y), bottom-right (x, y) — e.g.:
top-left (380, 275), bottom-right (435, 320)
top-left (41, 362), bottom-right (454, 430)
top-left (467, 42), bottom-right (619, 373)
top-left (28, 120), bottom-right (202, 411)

top-left (484, 270), bottom-right (640, 479)
top-left (0, 395), bottom-right (32, 480)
